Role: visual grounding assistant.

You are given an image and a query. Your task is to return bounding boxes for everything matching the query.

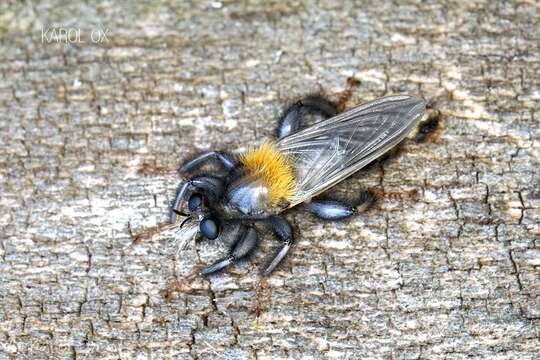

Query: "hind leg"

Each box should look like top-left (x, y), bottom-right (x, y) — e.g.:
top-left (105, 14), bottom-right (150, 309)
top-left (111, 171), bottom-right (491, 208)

top-left (276, 95), bottom-right (337, 139)
top-left (304, 190), bottom-right (374, 220)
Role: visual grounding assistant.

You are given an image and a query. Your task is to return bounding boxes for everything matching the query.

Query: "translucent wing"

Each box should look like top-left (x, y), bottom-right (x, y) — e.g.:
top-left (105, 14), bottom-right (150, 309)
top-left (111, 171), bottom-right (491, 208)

top-left (276, 95), bottom-right (426, 207)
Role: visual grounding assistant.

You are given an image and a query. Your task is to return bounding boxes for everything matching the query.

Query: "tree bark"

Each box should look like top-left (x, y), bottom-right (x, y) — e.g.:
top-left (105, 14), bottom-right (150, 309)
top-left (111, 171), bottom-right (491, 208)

top-left (0, 1), bottom-right (538, 359)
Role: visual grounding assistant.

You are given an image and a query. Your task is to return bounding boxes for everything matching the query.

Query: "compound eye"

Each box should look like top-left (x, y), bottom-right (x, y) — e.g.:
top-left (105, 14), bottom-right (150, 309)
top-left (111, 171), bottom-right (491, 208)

top-left (200, 217), bottom-right (220, 240)
top-left (188, 193), bottom-right (203, 212)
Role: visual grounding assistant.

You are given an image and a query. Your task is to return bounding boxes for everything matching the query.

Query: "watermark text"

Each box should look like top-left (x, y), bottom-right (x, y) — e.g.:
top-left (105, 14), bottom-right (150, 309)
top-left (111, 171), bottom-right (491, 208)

top-left (41, 26), bottom-right (110, 44)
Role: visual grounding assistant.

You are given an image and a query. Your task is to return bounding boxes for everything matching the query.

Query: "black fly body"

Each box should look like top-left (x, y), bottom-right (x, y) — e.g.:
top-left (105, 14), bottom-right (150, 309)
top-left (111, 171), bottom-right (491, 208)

top-left (167, 94), bottom-right (427, 276)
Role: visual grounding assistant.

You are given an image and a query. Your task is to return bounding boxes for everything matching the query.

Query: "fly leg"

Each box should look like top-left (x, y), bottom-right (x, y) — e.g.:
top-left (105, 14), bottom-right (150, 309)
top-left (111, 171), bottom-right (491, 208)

top-left (304, 190), bottom-right (374, 220)
top-left (170, 175), bottom-right (225, 223)
top-left (261, 215), bottom-right (294, 276)
top-left (276, 95), bottom-right (337, 139)
top-left (179, 151), bottom-right (237, 173)
top-left (170, 180), bottom-right (192, 223)
top-left (201, 226), bottom-right (259, 276)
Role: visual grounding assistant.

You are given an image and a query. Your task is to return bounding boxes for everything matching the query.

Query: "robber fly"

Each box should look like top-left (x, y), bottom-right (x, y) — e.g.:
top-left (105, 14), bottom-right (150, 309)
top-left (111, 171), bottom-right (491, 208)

top-left (171, 95), bottom-right (426, 276)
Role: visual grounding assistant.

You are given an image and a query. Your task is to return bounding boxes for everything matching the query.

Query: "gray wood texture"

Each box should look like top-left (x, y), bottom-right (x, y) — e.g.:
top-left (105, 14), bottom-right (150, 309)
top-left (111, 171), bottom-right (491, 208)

top-left (0, 1), bottom-right (538, 359)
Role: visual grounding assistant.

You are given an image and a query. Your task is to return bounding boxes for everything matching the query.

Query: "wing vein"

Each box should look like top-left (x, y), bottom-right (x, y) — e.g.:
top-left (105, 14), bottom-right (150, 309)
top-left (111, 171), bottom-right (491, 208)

top-left (277, 95), bottom-right (426, 207)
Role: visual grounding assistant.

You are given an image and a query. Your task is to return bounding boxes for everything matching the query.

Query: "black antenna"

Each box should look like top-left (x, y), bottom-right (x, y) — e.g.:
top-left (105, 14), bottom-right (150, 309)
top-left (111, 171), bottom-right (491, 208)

top-left (180, 217), bottom-right (192, 228)
top-left (173, 209), bottom-right (189, 217)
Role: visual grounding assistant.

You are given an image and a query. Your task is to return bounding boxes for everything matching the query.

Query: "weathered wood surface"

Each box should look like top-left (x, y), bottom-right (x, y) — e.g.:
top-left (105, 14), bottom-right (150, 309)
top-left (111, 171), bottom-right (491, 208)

top-left (0, 1), bottom-right (538, 359)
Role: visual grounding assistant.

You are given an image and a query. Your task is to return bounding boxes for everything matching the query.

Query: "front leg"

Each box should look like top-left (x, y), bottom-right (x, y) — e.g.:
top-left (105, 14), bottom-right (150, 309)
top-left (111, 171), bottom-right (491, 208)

top-left (179, 151), bottom-right (237, 173)
top-left (262, 215), bottom-right (294, 276)
top-left (277, 95), bottom-right (337, 139)
top-left (201, 226), bottom-right (259, 276)
top-left (170, 175), bottom-right (225, 223)
top-left (304, 190), bottom-right (374, 220)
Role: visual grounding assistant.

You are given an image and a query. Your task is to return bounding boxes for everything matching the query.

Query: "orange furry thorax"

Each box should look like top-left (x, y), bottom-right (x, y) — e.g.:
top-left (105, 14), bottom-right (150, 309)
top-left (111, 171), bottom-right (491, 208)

top-left (239, 142), bottom-right (296, 205)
